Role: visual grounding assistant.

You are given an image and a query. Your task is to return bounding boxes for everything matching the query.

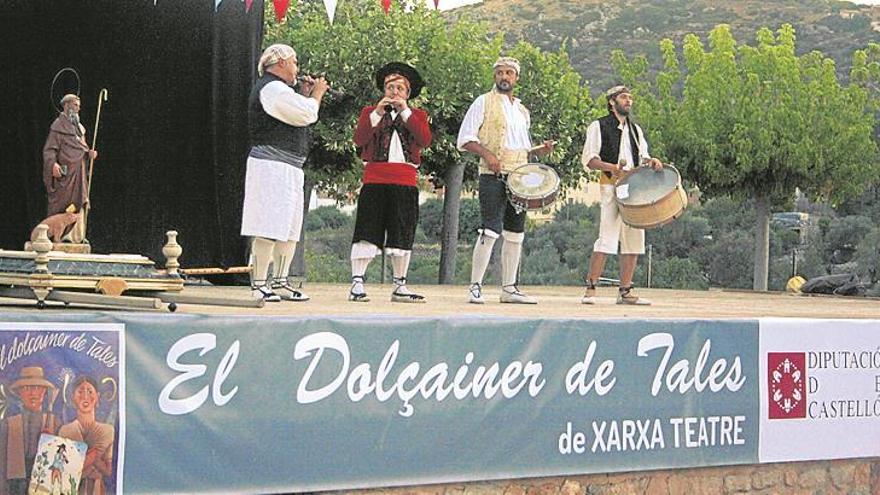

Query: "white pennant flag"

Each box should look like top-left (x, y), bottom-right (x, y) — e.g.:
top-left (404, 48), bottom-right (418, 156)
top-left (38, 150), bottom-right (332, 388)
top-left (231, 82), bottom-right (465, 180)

top-left (214, 0), bottom-right (247, 11)
top-left (323, 0), bottom-right (338, 24)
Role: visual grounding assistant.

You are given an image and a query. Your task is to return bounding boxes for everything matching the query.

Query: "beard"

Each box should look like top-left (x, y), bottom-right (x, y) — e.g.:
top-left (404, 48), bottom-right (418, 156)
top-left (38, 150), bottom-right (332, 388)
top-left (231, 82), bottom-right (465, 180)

top-left (65, 110), bottom-right (83, 137)
top-left (613, 102), bottom-right (630, 116)
top-left (66, 110), bottom-right (80, 124)
top-left (495, 80), bottom-right (513, 93)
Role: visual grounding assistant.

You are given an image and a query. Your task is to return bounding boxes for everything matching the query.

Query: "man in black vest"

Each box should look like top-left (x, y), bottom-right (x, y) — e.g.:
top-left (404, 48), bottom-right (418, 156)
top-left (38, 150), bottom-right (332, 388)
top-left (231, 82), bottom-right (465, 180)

top-left (580, 86), bottom-right (663, 305)
top-left (241, 44), bottom-right (328, 302)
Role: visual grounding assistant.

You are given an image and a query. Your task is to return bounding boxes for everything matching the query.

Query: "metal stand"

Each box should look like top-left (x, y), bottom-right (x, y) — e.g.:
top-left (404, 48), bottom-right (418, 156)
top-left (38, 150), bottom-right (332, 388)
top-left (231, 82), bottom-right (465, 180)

top-left (0, 287), bottom-right (162, 310)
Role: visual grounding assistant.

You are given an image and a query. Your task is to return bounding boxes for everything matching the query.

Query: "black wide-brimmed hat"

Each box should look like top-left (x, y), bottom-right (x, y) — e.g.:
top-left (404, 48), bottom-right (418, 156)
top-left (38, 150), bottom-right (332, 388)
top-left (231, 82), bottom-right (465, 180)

top-left (374, 62), bottom-right (424, 99)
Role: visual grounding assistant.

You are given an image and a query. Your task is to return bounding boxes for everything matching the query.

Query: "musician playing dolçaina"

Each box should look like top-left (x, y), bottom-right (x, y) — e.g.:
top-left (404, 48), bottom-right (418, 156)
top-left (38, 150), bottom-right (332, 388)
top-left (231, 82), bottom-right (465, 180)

top-left (348, 62), bottom-right (432, 303)
top-left (581, 85), bottom-right (663, 306)
top-left (241, 43), bottom-right (329, 303)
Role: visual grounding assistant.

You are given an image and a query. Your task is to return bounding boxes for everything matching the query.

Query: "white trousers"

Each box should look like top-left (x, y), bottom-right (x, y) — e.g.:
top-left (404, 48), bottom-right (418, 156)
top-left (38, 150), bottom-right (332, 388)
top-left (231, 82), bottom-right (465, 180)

top-left (240, 157), bottom-right (304, 242)
top-left (593, 184), bottom-right (645, 255)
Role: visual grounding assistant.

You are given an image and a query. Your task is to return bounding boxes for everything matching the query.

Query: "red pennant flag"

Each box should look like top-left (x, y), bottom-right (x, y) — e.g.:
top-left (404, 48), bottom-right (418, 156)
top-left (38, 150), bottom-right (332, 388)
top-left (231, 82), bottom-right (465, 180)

top-left (245, 0), bottom-right (254, 12)
top-left (273, 0), bottom-right (290, 21)
top-left (433, 0), bottom-right (440, 8)
top-left (381, 0), bottom-right (391, 14)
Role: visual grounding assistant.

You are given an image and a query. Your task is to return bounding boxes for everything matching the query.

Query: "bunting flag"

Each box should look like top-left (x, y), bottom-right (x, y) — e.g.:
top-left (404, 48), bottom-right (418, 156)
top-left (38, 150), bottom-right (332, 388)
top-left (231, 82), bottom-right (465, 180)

top-left (245, 0), bottom-right (254, 12)
top-left (273, 0), bottom-right (291, 21)
top-left (433, 0), bottom-right (440, 8)
top-left (323, 0), bottom-right (338, 23)
top-left (381, 0), bottom-right (391, 14)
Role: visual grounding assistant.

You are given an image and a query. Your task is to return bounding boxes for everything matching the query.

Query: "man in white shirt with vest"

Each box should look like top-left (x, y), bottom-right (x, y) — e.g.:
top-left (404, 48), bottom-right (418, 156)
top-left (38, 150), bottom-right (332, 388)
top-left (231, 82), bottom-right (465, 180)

top-left (241, 44), bottom-right (329, 302)
top-left (581, 85), bottom-right (663, 305)
top-left (457, 56), bottom-right (554, 305)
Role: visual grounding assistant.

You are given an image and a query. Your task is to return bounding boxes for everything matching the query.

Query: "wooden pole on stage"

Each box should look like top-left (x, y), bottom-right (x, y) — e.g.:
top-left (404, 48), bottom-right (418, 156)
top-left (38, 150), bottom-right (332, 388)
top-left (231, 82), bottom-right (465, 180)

top-left (82, 88), bottom-right (108, 239)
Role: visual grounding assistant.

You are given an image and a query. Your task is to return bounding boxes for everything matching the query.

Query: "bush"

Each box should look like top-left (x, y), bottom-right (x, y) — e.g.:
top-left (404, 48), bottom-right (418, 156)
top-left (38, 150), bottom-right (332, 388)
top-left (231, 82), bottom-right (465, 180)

top-left (305, 205), bottom-right (352, 232)
top-left (304, 251), bottom-right (350, 283)
top-left (417, 197), bottom-right (481, 245)
top-left (853, 227), bottom-right (880, 283)
top-left (520, 245), bottom-right (578, 285)
top-left (700, 197), bottom-right (754, 235)
top-left (646, 210), bottom-right (711, 259)
top-left (696, 230), bottom-right (754, 289)
top-left (650, 257), bottom-right (709, 290)
top-left (299, 193), bottom-right (879, 291)
top-left (823, 215), bottom-right (873, 264)
top-left (769, 255), bottom-right (797, 292)
top-left (406, 251), bottom-right (442, 285)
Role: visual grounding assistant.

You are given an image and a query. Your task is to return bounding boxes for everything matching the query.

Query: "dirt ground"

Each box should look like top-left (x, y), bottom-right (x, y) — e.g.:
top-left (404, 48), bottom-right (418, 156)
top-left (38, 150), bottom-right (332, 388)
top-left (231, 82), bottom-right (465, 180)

top-left (4, 284), bottom-right (876, 319)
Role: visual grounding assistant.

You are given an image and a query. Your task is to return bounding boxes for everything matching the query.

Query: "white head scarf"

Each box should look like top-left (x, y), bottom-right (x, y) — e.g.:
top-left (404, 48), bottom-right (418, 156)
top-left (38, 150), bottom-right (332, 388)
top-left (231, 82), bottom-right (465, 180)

top-left (492, 56), bottom-right (521, 75)
top-left (258, 44), bottom-right (296, 77)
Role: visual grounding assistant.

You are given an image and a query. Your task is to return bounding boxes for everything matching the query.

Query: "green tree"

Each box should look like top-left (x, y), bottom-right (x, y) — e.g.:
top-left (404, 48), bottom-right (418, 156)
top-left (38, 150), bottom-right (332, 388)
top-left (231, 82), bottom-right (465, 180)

top-left (265, 0), bottom-right (502, 192)
top-left (266, 1), bottom-right (592, 284)
top-left (650, 257), bottom-right (709, 290)
top-left (613, 24), bottom-right (879, 290)
top-left (266, 0), bottom-right (501, 282)
top-left (418, 197), bottom-right (480, 245)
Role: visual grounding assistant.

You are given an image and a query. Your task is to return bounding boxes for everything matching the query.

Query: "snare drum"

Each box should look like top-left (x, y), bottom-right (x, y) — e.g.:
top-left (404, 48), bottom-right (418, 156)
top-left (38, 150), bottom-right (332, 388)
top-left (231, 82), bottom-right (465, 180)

top-left (614, 165), bottom-right (687, 229)
top-left (506, 163), bottom-right (560, 212)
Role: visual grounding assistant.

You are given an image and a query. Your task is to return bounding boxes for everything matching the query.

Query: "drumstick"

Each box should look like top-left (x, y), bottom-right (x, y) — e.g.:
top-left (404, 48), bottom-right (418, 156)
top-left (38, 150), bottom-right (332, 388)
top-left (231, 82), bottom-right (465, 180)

top-left (528, 140), bottom-right (557, 153)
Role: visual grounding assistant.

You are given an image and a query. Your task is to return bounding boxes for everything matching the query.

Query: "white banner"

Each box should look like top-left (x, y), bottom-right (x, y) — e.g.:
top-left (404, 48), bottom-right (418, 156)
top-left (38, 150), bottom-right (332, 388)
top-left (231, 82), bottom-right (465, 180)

top-left (759, 318), bottom-right (880, 462)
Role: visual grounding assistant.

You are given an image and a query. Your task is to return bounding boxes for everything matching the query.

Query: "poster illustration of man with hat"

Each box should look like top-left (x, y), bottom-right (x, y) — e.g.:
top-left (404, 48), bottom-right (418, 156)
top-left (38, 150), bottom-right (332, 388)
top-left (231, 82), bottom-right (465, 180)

top-left (0, 367), bottom-right (60, 495)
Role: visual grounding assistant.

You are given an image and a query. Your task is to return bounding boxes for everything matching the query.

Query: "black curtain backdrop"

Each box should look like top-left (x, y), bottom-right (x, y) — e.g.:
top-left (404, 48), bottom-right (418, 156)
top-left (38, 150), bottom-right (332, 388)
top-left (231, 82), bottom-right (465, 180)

top-left (0, 0), bottom-right (263, 269)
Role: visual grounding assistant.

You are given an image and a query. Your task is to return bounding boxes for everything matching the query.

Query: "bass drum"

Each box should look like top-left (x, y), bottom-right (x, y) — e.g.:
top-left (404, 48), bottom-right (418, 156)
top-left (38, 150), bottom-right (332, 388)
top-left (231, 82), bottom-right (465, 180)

top-left (614, 165), bottom-right (687, 229)
top-left (506, 163), bottom-right (560, 212)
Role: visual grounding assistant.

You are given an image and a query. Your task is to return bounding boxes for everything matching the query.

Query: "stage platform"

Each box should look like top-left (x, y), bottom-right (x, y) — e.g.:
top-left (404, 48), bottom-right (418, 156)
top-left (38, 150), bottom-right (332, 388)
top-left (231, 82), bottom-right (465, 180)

top-left (1, 283), bottom-right (877, 318)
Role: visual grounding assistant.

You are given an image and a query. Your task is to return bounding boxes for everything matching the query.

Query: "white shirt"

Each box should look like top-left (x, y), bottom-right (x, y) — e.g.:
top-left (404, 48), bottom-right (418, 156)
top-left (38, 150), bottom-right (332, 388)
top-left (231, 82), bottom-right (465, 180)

top-left (456, 93), bottom-right (532, 151)
top-left (368, 107), bottom-right (413, 165)
top-left (581, 118), bottom-right (650, 171)
top-left (260, 80), bottom-right (319, 127)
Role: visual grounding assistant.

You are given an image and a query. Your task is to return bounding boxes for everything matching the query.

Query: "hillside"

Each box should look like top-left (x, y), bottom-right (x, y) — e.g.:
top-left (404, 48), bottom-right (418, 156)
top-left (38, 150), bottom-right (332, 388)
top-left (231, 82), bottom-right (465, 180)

top-left (446, 0), bottom-right (880, 92)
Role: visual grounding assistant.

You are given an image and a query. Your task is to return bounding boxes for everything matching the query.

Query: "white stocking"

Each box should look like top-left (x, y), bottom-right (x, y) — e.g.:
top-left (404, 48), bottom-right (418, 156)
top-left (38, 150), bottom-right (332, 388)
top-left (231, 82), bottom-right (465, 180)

top-left (251, 237), bottom-right (275, 286)
top-left (470, 229), bottom-right (499, 285)
top-left (501, 230), bottom-right (524, 288)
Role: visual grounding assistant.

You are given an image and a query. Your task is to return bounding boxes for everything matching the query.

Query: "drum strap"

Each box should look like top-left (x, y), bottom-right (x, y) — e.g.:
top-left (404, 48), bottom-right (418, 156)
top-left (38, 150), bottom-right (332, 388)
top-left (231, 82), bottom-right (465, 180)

top-left (625, 117), bottom-right (643, 165)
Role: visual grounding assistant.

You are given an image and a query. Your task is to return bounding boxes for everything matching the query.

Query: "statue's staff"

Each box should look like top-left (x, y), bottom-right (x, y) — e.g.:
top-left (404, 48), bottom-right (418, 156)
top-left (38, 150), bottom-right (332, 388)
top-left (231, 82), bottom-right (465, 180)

top-left (83, 88), bottom-right (108, 238)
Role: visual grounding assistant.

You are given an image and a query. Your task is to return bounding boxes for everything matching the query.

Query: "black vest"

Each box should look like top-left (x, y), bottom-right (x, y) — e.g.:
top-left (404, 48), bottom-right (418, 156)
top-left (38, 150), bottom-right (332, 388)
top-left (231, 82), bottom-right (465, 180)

top-left (248, 73), bottom-right (311, 157)
top-left (598, 113), bottom-right (641, 178)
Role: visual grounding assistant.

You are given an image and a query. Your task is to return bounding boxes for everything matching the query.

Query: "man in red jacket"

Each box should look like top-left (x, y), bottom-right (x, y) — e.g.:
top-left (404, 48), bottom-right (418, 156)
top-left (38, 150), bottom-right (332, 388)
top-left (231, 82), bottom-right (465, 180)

top-left (349, 62), bottom-right (431, 303)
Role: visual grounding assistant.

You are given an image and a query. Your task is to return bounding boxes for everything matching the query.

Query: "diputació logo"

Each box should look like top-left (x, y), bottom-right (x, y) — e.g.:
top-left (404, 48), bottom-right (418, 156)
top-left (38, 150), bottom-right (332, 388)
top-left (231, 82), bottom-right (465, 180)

top-left (768, 352), bottom-right (807, 419)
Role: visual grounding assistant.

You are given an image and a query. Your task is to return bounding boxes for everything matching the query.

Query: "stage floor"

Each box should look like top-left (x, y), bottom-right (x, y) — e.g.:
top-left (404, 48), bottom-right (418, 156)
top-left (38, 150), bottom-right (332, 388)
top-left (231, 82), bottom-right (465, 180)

top-left (0, 284), bottom-right (877, 318)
